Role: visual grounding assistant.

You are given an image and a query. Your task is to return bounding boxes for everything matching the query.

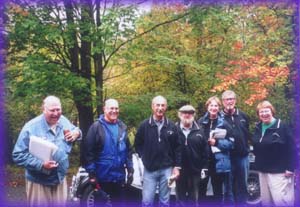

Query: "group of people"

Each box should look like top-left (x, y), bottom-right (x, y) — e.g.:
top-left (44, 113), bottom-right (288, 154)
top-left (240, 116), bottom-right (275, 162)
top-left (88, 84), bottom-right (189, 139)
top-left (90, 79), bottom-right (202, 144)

top-left (12, 90), bottom-right (297, 207)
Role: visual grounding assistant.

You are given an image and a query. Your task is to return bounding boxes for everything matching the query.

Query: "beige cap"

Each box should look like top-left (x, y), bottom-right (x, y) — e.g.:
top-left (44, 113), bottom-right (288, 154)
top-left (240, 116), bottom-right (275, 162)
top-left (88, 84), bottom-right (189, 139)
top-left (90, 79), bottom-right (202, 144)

top-left (179, 105), bottom-right (196, 113)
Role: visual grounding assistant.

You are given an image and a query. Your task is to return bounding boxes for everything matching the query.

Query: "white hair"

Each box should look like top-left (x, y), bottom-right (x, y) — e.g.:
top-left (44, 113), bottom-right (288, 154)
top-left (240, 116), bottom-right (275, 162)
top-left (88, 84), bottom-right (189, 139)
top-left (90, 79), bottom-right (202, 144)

top-left (104, 98), bottom-right (119, 107)
top-left (151, 95), bottom-right (167, 105)
top-left (43, 95), bottom-right (61, 108)
top-left (221, 90), bottom-right (236, 100)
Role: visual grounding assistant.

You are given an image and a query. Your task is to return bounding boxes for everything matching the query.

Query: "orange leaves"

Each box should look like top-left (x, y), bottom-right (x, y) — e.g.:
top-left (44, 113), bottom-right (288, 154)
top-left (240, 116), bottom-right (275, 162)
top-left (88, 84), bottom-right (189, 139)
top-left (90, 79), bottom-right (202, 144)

top-left (8, 3), bottom-right (29, 17)
top-left (233, 41), bottom-right (243, 51)
top-left (212, 55), bottom-right (289, 105)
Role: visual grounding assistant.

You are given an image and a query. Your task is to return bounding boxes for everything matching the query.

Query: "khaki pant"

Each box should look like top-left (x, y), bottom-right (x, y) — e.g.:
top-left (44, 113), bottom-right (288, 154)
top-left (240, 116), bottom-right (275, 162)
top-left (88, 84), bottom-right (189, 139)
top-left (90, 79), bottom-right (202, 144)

top-left (26, 178), bottom-right (67, 207)
top-left (259, 172), bottom-right (294, 206)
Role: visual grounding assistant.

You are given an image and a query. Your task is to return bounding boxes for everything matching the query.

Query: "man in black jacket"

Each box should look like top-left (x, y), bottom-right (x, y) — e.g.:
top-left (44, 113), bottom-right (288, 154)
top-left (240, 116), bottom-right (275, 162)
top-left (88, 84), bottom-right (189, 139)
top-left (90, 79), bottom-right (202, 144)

top-left (221, 90), bottom-right (251, 205)
top-left (134, 95), bottom-right (181, 207)
top-left (175, 105), bottom-right (209, 206)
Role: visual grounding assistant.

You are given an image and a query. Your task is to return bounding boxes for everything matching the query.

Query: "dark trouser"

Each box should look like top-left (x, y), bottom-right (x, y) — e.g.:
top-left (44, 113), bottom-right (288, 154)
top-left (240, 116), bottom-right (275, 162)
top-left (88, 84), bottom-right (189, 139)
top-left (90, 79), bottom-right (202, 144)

top-left (211, 172), bottom-right (224, 203)
top-left (231, 155), bottom-right (249, 205)
top-left (198, 176), bottom-right (209, 201)
top-left (201, 171), bottom-right (233, 205)
top-left (175, 171), bottom-right (207, 206)
top-left (98, 182), bottom-right (126, 206)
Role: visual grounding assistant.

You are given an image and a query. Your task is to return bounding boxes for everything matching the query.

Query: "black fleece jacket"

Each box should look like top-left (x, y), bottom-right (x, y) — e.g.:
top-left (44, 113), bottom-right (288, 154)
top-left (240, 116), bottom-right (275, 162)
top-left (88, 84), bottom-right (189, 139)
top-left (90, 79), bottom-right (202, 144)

top-left (221, 108), bottom-right (251, 157)
top-left (176, 121), bottom-right (209, 174)
top-left (252, 119), bottom-right (297, 173)
top-left (134, 116), bottom-right (181, 172)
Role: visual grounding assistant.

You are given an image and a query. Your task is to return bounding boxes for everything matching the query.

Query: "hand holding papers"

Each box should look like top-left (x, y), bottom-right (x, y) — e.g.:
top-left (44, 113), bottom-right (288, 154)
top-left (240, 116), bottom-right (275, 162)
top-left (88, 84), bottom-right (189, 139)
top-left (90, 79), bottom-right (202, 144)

top-left (209, 128), bottom-right (227, 139)
top-left (29, 136), bottom-right (58, 162)
top-left (209, 128), bottom-right (227, 153)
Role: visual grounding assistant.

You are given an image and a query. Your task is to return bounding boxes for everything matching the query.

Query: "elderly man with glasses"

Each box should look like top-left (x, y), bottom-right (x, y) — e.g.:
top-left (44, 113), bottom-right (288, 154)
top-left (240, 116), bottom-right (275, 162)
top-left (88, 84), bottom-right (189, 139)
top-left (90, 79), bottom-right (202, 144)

top-left (221, 90), bottom-right (251, 206)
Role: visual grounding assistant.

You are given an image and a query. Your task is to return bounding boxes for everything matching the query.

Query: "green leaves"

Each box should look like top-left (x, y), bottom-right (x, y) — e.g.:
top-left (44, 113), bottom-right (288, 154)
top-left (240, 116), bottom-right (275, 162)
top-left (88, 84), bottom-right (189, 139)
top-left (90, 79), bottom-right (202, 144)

top-left (5, 1), bottom-right (296, 139)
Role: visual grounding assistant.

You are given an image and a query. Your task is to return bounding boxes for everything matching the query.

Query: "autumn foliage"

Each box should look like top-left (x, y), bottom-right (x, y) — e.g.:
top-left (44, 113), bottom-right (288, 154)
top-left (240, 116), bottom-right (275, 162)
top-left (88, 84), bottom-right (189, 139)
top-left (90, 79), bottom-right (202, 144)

top-left (212, 54), bottom-right (289, 105)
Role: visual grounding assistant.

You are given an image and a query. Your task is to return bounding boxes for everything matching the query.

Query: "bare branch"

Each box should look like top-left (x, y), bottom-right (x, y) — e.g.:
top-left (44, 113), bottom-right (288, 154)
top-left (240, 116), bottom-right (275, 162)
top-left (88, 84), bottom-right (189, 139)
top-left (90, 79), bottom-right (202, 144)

top-left (103, 11), bottom-right (191, 69)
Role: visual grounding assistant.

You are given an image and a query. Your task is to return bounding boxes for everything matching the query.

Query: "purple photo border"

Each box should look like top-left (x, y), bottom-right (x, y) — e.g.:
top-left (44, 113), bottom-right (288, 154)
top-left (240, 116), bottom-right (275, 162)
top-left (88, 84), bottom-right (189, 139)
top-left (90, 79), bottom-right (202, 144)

top-left (0, 0), bottom-right (299, 206)
top-left (0, 0), bottom-right (7, 206)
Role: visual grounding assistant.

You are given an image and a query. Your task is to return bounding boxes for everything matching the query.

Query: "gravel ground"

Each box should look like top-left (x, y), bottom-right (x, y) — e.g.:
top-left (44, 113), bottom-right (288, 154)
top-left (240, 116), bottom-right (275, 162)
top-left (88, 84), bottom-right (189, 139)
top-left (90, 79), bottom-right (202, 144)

top-left (4, 165), bottom-right (142, 207)
top-left (4, 165), bottom-right (79, 206)
top-left (5, 166), bottom-right (26, 204)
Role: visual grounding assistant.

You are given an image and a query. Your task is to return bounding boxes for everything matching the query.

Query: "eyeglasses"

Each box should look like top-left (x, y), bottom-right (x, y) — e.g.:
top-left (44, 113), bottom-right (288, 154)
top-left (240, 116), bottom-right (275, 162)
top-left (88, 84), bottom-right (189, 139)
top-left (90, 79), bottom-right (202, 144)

top-left (259, 109), bottom-right (271, 114)
top-left (180, 111), bottom-right (195, 115)
top-left (223, 97), bottom-right (235, 101)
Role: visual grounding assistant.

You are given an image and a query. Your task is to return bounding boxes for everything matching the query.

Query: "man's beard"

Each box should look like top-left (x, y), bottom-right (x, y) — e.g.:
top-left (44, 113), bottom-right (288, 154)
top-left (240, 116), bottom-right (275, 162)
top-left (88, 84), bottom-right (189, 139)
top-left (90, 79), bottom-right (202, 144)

top-left (225, 105), bottom-right (234, 114)
top-left (181, 117), bottom-right (194, 126)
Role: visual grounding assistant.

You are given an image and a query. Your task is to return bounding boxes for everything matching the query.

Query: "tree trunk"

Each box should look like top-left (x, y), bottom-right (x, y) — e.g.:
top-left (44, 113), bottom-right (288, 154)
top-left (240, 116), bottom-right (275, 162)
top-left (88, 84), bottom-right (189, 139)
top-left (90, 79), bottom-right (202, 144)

top-left (76, 1), bottom-right (94, 137)
top-left (94, 0), bottom-right (104, 116)
top-left (64, 0), bottom-right (94, 137)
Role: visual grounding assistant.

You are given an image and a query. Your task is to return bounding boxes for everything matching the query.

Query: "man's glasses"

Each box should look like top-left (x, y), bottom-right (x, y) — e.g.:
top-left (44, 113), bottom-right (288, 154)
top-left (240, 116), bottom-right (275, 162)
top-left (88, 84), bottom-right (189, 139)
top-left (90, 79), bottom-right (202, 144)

top-left (223, 97), bottom-right (235, 101)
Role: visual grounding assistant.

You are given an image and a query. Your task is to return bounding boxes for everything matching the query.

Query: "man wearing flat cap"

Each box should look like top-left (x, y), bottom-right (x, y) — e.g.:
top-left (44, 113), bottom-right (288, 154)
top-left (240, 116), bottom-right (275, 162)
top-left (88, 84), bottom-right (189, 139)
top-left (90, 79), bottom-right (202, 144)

top-left (175, 105), bottom-right (209, 206)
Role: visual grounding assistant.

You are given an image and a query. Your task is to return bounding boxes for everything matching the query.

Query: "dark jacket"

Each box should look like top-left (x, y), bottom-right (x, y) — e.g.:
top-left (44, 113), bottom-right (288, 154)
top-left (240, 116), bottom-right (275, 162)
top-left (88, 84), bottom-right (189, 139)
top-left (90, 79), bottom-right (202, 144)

top-left (221, 108), bottom-right (250, 157)
top-left (83, 115), bottom-right (133, 182)
top-left (176, 121), bottom-right (208, 174)
top-left (198, 112), bottom-right (234, 173)
top-left (252, 119), bottom-right (297, 173)
top-left (134, 116), bottom-right (181, 171)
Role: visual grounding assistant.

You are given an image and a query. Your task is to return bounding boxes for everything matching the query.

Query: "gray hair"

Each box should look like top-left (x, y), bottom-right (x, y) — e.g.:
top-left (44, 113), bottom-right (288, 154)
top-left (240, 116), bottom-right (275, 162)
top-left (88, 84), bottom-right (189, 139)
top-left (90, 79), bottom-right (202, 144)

top-left (221, 90), bottom-right (236, 100)
top-left (43, 95), bottom-right (61, 108)
top-left (104, 98), bottom-right (119, 107)
top-left (151, 95), bottom-right (167, 105)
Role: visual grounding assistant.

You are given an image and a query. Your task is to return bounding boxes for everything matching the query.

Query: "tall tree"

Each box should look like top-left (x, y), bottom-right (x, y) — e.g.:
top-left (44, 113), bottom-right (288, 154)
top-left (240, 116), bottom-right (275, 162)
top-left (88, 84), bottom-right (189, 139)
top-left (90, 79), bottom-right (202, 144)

top-left (106, 3), bottom-right (295, 123)
top-left (211, 4), bottom-right (295, 111)
top-left (6, 0), bottom-right (189, 136)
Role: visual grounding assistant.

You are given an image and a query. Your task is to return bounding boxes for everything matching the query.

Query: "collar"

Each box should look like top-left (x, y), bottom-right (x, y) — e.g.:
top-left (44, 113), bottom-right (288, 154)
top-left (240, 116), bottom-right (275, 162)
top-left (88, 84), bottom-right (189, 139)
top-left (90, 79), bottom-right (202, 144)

top-left (200, 112), bottom-right (223, 124)
top-left (180, 122), bottom-right (192, 131)
top-left (256, 118), bottom-right (281, 129)
top-left (41, 114), bottom-right (63, 132)
top-left (149, 115), bottom-right (169, 127)
top-left (98, 114), bottom-right (119, 125)
top-left (222, 107), bottom-right (239, 116)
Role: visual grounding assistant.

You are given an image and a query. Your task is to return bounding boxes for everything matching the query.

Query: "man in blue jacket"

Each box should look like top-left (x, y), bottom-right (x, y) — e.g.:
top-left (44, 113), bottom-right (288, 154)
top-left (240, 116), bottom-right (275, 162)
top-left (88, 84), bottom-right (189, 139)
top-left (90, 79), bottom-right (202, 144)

top-left (134, 95), bottom-right (181, 207)
top-left (83, 98), bottom-right (134, 205)
top-left (12, 95), bottom-right (82, 207)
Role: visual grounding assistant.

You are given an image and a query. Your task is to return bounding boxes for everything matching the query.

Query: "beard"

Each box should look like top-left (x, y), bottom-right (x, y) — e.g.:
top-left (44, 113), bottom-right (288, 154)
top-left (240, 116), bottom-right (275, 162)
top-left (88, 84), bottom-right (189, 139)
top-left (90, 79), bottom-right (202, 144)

top-left (225, 105), bottom-right (235, 114)
top-left (181, 116), bottom-right (194, 126)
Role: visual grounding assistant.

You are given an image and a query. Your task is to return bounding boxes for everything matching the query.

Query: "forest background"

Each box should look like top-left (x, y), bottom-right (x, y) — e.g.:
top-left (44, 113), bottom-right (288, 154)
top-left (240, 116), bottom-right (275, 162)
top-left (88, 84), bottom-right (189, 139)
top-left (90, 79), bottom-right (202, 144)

top-left (3, 0), bottom-right (299, 169)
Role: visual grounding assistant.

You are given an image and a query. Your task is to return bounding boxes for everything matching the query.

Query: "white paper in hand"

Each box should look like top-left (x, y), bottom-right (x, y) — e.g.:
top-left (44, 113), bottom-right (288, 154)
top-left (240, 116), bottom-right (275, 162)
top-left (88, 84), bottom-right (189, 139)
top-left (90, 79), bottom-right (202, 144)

top-left (211, 146), bottom-right (221, 153)
top-left (29, 136), bottom-right (58, 161)
top-left (211, 128), bottom-right (227, 139)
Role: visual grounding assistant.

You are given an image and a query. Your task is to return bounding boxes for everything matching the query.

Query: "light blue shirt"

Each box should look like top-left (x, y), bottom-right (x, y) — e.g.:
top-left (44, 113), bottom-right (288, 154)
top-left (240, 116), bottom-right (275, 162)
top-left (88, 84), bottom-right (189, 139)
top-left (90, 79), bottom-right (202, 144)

top-left (12, 114), bottom-right (81, 185)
